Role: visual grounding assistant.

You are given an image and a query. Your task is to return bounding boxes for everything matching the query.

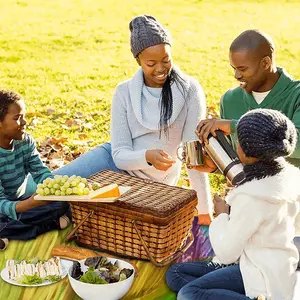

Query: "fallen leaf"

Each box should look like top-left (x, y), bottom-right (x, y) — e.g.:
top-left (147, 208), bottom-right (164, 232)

top-left (39, 137), bottom-right (53, 148)
top-left (65, 120), bottom-right (76, 127)
top-left (72, 140), bottom-right (88, 146)
top-left (74, 112), bottom-right (84, 118)
top-left (78, 133), bottom-right (88, 139)
top-left (50, 144), bottom-right (64, 151)
top-left (26, 112), bottom-right (42, 118)
top-left (28, 117), bottom-right (40, 128)
top-left (52, 137), bottom-right (69, 144)
top-left (65, 119), bottom-right (81, 127)
top-left (82, 122), bottom-right (93, 130)
top-left (49, 152), bottom-right (64, 159)
top-left (49, 158), bottom-right (65, 170)
top-left (47, 108), bottom-right (56, 115)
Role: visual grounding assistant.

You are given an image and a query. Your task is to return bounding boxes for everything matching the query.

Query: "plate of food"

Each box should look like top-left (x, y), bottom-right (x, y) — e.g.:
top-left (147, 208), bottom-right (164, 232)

top-left (33, 175), bottom-right (131, 203)
top-left (1, 257), bottom-right (71, 287)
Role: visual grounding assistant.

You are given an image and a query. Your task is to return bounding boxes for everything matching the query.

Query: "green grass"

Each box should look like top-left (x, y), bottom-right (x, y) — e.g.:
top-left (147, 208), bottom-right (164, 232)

top-left (1, 0), bottom-right (300, 192)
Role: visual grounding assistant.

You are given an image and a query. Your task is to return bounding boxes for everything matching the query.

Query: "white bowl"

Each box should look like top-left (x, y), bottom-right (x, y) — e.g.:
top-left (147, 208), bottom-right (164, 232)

top-left (68, 257), bottom-right (135, 300)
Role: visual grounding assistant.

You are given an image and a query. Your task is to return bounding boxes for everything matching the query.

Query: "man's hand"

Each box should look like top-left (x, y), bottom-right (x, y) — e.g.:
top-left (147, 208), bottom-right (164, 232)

top-left (196, 119), bottom-right (232, 145)
top-left (213, 194), bottom-right (230, 217)
top-left (146, 149), bottom-right (176, 171)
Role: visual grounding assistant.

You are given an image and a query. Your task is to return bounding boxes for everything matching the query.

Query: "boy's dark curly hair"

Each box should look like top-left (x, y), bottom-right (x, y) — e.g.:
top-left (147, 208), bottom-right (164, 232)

top-left (0, 90), bottom-right (22, 121)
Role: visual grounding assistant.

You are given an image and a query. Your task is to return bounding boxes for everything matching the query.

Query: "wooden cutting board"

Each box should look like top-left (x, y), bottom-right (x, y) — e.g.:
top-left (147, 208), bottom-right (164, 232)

top-left (34, 186), bottom-right (131, 202)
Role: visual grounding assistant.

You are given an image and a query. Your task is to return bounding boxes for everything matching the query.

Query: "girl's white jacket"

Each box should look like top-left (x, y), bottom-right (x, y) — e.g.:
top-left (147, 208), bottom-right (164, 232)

top-left (209, 164), bottom-right (300, 300)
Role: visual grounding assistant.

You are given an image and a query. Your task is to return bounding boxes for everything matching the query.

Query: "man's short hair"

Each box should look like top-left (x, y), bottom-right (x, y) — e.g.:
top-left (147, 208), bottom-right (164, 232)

top-left (230, 29), bottom-right (275, 59)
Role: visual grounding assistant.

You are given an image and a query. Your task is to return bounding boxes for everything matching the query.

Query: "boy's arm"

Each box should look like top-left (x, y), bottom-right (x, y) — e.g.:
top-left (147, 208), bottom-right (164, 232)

top-left (26, 135), bottom-right (53, 184)
top-left (15, 194), bottom-right (49, 213)
top-left (0, 180), bottom-right (19, 220)
top-left (0, 180), bottom-right (48, 220)
top-left (209, 194), bottom-right (264, 264)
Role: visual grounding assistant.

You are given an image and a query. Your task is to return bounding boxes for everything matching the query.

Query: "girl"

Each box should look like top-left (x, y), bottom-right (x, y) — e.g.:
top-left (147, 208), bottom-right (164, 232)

top-left (53, 15), bottom-right (212, 224)
top-left (166, 108), bottom-right (300, 300)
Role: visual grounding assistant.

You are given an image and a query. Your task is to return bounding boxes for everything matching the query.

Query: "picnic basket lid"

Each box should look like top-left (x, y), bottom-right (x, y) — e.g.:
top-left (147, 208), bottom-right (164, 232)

top-left (87, 170), bottom-right (197, 219)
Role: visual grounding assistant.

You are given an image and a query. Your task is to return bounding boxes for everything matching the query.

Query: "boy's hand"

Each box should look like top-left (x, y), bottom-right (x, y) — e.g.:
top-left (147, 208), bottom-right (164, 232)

top-left (28, 195), bottom-right (50, 207)
top-left (196, 119), bottom-right (232, 145)
top-left (15, 194), bottom-right (49, 213)
top-left (146, 149), bottom-right (176, 171)
top-left (213, 194), bottom-right (230, 217)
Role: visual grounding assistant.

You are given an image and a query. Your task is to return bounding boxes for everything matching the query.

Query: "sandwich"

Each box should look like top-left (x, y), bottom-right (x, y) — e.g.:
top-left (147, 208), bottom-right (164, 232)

top-left (6, 257), bottom-right (63, 283)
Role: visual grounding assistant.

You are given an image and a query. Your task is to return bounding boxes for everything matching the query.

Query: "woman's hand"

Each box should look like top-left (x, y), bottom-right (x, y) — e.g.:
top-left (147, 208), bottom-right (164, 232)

top-left (213, 194), bottom-right (230, 217)
top-left (196, 118), bottom-right (232, 145)
top-left (146, 149), bottom-right (176, 171)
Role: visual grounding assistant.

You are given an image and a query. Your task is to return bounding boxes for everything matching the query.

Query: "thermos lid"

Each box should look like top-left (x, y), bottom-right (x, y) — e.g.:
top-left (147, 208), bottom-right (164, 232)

top-left (231, 172), bottom-right (245, 185)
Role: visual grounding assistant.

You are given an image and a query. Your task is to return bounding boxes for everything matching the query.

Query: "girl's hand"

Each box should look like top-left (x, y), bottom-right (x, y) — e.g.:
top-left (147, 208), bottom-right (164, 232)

top-left (213, 194), bottom-right (230, 217)
top-left (190, 147), bottom-right (218, 173)
top-left (146, 149), bottom-right (176, 171)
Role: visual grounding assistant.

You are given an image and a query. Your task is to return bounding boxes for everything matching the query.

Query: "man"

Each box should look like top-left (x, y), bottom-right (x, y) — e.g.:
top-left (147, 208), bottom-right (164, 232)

top-left (196, 29), bottom-right (300, 269)
top-left (197, 29), bottom-right (300, 170)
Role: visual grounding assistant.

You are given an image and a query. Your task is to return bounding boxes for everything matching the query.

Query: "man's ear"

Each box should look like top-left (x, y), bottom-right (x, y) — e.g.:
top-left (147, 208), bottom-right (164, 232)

top-left (262, 56), bottom-right (272, 70)
top-left (136, 57), bottom-right (141, 66)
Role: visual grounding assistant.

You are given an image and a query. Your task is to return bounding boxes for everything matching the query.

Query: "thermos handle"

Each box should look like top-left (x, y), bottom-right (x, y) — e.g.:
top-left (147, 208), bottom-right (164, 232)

top-left (176, 145), bottom-right (185, 163)
top-left (214, 130), bottom-right (239, 160)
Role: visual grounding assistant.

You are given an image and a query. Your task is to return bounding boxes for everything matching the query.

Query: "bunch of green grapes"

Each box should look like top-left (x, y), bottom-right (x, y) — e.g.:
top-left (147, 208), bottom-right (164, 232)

top-left (36, 175), bottom-right (90, 196)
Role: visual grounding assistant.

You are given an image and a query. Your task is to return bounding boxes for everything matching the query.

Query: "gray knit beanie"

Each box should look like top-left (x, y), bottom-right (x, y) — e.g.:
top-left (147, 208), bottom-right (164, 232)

top-left (129, 15), bottom-right (171, 58)
top-left (237, 109), bottom-right (297, 159)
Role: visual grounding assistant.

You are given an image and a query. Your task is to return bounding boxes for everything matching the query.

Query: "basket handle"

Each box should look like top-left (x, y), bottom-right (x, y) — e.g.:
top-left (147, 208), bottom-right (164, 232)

top-left (132, 220), bottom-right (194, 267)
top-left (65, 210), bottom-right (94, 242)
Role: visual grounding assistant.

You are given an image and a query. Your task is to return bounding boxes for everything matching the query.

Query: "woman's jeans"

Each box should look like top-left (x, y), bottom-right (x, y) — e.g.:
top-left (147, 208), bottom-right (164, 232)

top-left (54, 142), bottom-right (125, 177)
top-left (166, 261), bottom-right (253, 300)
top-left (26, 142), bottom-right (125, 194)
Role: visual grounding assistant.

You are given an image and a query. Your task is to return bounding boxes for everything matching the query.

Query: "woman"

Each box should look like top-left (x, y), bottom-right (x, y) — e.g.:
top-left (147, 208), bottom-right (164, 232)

top-left (54, 15), bottom-right (212, 224)
top-left (166, 109), bottom-right (300, 300)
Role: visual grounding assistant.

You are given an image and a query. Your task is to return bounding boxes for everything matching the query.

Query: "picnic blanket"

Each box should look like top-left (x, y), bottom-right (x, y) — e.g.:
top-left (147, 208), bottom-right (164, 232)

top-left (0, 218), bottom-right (213, 300)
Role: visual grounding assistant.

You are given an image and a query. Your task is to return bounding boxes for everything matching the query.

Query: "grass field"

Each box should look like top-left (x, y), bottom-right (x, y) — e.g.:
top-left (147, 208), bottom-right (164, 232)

top-left (1, 2), bottom-right (300, 299)
top-left (1, 0), bottom-right (300, 189)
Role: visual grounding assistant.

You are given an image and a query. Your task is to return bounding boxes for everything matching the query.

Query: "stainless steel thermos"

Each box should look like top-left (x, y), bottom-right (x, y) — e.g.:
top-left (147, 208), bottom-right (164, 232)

top-left (204, 131), bottom-right (245, 185)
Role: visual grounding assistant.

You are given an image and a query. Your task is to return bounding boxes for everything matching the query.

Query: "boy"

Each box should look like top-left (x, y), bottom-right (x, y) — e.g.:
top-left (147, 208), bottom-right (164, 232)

top-left (0, 90), bottom-right (70, 249)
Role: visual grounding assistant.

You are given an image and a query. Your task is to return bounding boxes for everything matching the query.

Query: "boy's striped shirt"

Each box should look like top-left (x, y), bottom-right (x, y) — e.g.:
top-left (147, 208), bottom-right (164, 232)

top-left (0, 133), bottom-right (52, 219)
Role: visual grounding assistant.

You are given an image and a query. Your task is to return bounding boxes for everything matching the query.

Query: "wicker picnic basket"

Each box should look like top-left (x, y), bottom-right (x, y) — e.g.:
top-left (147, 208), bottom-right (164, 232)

top-left (66, 170), bottom-right (197, 266)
